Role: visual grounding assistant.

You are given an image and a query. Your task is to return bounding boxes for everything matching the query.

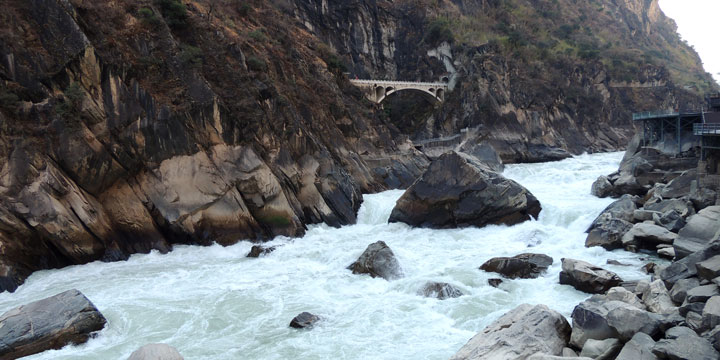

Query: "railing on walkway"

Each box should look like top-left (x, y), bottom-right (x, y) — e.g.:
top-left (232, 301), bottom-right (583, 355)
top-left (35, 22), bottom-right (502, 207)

top-left (694, 123), bottom-right (720, 135)
top-left (632, 110), bottom-right (678, 121)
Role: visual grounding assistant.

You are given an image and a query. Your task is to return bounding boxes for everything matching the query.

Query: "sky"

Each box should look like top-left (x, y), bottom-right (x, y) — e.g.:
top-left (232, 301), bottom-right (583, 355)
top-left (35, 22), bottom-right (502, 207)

top-left (659, 0), bottom-right (720, 85)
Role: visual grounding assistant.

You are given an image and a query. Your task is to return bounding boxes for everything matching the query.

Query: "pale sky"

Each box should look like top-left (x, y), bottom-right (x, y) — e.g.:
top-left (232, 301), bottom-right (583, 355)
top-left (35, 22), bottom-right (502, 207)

top-left (659, 0), bottom-right (720, 85)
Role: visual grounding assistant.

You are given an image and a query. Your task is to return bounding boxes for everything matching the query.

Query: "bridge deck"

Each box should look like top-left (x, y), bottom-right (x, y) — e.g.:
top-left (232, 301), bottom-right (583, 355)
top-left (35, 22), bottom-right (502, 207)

top-left (350, 79), bottom-right (448, 87)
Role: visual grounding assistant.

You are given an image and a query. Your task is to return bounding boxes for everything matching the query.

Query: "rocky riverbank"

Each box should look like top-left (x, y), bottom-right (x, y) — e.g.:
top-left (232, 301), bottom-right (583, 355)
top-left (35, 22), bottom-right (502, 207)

top-left (448, 134), bottom-right (720, 359)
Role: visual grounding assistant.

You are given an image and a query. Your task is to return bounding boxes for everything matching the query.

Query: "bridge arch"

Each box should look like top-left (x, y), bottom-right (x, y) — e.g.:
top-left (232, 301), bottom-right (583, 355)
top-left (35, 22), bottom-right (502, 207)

top-left (350, 79), bottom-right (449, 104)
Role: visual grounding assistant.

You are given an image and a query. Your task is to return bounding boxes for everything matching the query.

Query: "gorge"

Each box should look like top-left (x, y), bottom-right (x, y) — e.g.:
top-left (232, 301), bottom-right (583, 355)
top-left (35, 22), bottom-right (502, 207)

top-left (1, 0), bottom-right (720, 358)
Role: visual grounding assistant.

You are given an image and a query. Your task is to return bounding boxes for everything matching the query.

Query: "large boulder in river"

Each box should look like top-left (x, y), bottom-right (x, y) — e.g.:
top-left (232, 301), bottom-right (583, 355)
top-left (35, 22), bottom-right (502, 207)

top-left (480, 253), bottom-right (553, 279)
top-left (559, 258), bottom-right (623, 294)
top-left (585, 218), bottom-right (633, 250)
top-left (450, 304), bottom-right (570, 360)
top-left (389, 152), bottom-right (541, 229)
top-left (0, 289), bottom-right (106, 359)
top-left (587, 195), bottom-right (637, 232)
top-left (347, 241), bottom-right (403, 280)
top-left (127, 344), bottom-right (184, 360)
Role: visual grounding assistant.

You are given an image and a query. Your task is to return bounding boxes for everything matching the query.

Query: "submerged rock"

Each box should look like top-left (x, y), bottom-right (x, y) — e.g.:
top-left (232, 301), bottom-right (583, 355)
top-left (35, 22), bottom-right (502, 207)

top-left (488, 278), bottom-right (504, 287)
top-left (347, 241), bottom-right (403, 280)
top-left (127, 344), bottom-right (184, 360)
top-left (389, 152), bottom-right (541, 229)
top-left (246, 245), bottom-right (277, 258)
top-left (419, 282), bottom-right (463, 299)
top-left (559, 258), bottom-right (623, 294)
top-left (479, 253), bottom-right (553, 279)
top-left (289, 312), bottom-right (320, 329)
top-left (450, 304), bottom-right (570, 360)
top-left (0, 289), bottom-right (106, 359)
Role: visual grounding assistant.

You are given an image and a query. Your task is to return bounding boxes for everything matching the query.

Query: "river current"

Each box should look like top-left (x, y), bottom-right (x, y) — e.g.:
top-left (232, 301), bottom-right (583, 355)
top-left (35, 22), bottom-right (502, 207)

top-left (1, 152), bottom-right (659, 359)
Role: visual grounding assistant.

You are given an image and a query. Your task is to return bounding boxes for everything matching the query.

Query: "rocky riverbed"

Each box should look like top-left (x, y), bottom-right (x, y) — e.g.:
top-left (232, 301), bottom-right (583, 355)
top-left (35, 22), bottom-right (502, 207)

top-left (0, 152), bottom-right (662, 359)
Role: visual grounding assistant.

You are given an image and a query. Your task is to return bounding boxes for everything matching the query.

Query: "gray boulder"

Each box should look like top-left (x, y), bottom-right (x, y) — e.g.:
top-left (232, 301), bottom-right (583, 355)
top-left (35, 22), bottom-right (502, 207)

top-left (698, 255), bottom-right (720, 281)
top-left (570, 296), bottom-right (640, 348)
top-left (670, 278), bottom-right (701, 304)
top-left (585, 219), bottom-right (633, 250)
top-left (0, 289), bottom-right (106, 359)
top-left (659, 170), bottom-right (696, 199)
top-left (674, 206), bottom-right (720, 259)
top-left (587, 195), bottom-right (637, 232)
top-left (127, 344), bottom-right (184, 360)
top-left (559, 258), bottom-right (623, 294)
top-left (606, 305), bottom-right (662, 341)
top-left (347, 241), bottom-right (403, 280)
top-left (645, 199), bottom-right (696, 218)
top-left (579, 338), bottom-right (622, 360)
top-left (652, 326), bottom-right (720, 360)
top-left (642, 280), bottom-right (677, 314)
top-left (704, 296), bottom-right (720, 330)
top-left (419, 282), bottom-right (463, 300)
top-left (450, 304), bottom-right (570, 360)
top-left (691, 187), bottom-right (718, 211)
top-left (289, 312), bottom-right (320, 329)
top-left (687, 284), bottom-right (720, 303)
top-left (654, 210), bottom-right (686, 233)
top-left (591, 176), bottom-right (614, 198)
top-left (606, 287), bottom-right (646, 310)
top-left (621, 223), bottom-right (678, 250)
top-left (635, 209), bottom-right (661, 222)
top-left (479, 253), bottom-right (553, 279)
top-left (616, 332), bottom-right (658, 360)
top-left (660, 240), bottom-right (720, 286)
top-left (708, 325), bottom-right (720, 352)
top-left (675, 237), bottom-right (710, 260)
top-left (389, 152), bottom-right (541, 229)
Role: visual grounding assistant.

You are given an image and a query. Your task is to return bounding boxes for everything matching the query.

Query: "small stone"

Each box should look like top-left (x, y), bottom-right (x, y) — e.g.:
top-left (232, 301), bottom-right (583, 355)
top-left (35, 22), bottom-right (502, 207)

top-left (698, 255), bottom-right (720, 281)
top-left (419, 282), bottom-right (463, 300)
top-left (643, 262), bottom-right (657, 274)
top-left (289, 312), bottom-right (320, 329)
top-left (488, 278), bottom-right (503, 287)
top-left (670, 278), bottom-right (701, 304)
top-left (704, 296), bottom-right (720, 330)
top-left (658, 247), bottom-right (675, 259)
top-left (246, 245), bottom-right (276, 258)
top-left (580, 338), bottom-right (622, 360)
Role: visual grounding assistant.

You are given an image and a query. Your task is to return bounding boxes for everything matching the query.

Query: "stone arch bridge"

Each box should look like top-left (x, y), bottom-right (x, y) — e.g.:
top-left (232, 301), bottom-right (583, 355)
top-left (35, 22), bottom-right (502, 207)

top-left (349, 79), bottom-right (448, 104)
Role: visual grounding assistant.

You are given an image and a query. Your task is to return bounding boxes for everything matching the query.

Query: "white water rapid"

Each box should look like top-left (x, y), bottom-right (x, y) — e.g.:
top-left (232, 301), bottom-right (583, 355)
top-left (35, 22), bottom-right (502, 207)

top-left (1, 152), bottom-right (661, 359)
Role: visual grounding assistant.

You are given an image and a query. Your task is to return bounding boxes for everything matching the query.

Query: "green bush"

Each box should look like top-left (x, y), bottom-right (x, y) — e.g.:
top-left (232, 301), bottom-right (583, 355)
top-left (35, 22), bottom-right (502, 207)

top-left (238, 3), bottom-right (252, 16)
top-left (179, 45), bottom-right (203, 67)
top-left (0, 89), bottom-right (19, 113)
top-left (155, 0), bottom-right (187, 28)
top-left (55, 82), bottom-right (84, 119)
top-left (138, 7), bottom-right (162, 27)
top-left (248, 29), bottom-right (268, 42)
top-left (246, 55), bottom-right (267, 72)
top-left (424, 18), bottom-right (454, 46)
top-left (316, 43), bottom-right (347, 72)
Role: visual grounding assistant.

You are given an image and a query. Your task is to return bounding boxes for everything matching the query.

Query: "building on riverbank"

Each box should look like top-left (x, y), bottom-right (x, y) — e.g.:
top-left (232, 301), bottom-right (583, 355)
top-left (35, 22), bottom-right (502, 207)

top-left (634, 94), bottom-right (720, 190)
top-left (695, 94), bottom-right (720, 189)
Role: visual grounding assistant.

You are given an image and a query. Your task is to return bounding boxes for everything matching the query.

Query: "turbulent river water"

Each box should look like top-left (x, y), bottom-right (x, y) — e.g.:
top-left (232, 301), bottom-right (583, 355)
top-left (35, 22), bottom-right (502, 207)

top-left (1, 152), bottom-right (661, 360)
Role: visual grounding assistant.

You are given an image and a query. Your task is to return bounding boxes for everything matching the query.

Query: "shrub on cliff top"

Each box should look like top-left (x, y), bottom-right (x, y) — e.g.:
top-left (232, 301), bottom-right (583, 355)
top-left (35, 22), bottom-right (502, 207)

top-left (423, 18), bottom-right (454, 46)
top-left (155, 0), bottom-right (187, 28)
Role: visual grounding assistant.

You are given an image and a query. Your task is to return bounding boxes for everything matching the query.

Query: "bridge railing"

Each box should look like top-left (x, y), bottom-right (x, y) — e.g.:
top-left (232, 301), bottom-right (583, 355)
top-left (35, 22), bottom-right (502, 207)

top-left (350, 79), bottom-right (448, 87)
top-left (694, 123), bottom-right (720, 136)
top-left (632, 110), bottom-right (678, 121)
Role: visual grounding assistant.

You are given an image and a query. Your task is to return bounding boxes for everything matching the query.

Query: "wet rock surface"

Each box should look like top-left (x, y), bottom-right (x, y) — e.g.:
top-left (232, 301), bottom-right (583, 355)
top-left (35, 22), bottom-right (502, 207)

top-left (289, 312), bottom-right (321, 329)
top-left (479, 253), bottom-right (553, 279)
top-left (347, 241), bottom-right (403, 280)
top-left (0, 289), bottom-right (106, 359)
top-left (450, 304), bottom-right (570, 360)
top-left (419, 282), bottom-right (464, 300)
top-left (559, 258), bottom-right (623, 294)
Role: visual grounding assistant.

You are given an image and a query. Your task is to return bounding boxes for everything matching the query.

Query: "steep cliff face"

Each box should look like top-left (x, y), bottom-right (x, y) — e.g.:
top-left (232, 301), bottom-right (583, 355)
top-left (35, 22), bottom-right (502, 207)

top-left (294, 0), bottom-right (715, 162)
top-left (0, 0), bottom-right (428, 291)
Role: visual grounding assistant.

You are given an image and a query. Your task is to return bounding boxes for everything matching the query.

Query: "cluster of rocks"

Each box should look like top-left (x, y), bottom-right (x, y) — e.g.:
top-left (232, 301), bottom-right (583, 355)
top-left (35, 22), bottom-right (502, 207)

top-left (586, 179), bottom-right (720, 261)
top-left (0, 289), bottom-right (183, 359)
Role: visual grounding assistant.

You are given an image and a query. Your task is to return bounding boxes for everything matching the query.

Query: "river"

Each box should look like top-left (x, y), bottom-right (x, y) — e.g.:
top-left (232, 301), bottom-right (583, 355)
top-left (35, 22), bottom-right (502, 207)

top-left (0, 151), bottom-right (659, 359)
